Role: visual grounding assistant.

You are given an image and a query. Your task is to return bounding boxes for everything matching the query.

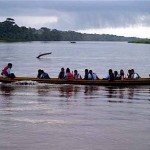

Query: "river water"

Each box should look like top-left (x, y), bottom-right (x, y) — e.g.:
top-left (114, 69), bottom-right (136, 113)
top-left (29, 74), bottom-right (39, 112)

top-left (0, 41), bottom-right (150, 150)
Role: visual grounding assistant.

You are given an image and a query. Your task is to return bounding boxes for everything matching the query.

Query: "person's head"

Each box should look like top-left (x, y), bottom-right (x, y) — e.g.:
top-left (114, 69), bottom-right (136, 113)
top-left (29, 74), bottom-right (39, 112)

top-left (131, 69), bottom-right (134, 74)
top-left (66, 68), bottom-right (70, 73)
top-left (38, 69), bottom-right (42, 73)
top-left (74, 70), bottom-right (77, 74)
top-left (114, 71), bottom-right (118, 76)
top-left (41, 70), bottom-right (44, 74)
top-left (120, 69), bottom-right (124, 75)
top-left (128, 69), bottom-right (131, 73)
top-left (89, 70), bottom-right (93, 74)
top-left (8, 63), bottom-right (12, 68)
top-left (61, 67), bottom-right (65, 72)
top-left (109, 69), bottom-right (113, 74)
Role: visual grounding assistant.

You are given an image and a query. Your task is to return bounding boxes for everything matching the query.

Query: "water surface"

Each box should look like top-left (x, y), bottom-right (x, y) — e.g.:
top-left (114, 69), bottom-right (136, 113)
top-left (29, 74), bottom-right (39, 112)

top-left (0, 42), bottom-right (150, 150)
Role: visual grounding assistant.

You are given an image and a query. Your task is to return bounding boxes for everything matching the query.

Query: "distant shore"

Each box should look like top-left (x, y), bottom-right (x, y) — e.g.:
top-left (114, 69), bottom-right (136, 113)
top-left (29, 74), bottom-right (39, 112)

top-left (0, 39), bottom-right (150, 44)
top-left (0, 39), bottom-right (30, 42)
top-left (128, 40), bottom-right (150, 44)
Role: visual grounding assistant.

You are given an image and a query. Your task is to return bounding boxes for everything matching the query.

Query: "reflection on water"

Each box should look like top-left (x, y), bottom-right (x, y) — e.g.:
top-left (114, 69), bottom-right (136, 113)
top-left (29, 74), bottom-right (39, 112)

top-left (0, 83), bottom-right (150, 107)
top-left (1, 41), bottom-right (150, 150)
top-left (0, 84), bottom-right (15, 102)
top-left (0, 84), bottom-right (15, 95)
top-left (0, 84), bottom-right (150, 150)
top-left (0, 84), bottom-right (15, 108)
top-left (1, 83), bottom-right (150, 102)
top-left (105, 86), bottom-right (135, 101)
top-left (59, 85), bottom-right (75, 98)
top-left (84, 86), bottom-right (99, 95)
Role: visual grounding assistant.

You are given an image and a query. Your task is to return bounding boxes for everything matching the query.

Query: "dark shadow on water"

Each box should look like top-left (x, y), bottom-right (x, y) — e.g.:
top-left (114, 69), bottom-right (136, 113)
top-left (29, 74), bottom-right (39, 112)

top-left (0, 84), bottom-right (15, 108)
top-left (1, 83), bottom-right (150, 104)
top-left (57, 85), bottom-right (100, 99)
top-left (0, 84), bottom-right (15, 97)
top-left (105, 86), bottom-right (150, 103)
top-left (58, 85), bottom-right (81, 98)
top-left (84, 86), bottom-right (100, 98)
top-left (105, 86), bottom-right (135, 103)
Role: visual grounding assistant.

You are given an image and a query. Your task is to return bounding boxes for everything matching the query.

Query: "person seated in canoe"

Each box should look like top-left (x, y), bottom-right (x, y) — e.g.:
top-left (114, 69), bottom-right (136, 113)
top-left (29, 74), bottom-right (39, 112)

top-left (130, 69), bottom-right (140, 79)
top-left (119, 69), bottom-right (126, 80)
top-left (127, 69), bottom-right (132, 78)
top-left (114, 71), bottom-right (121, 80)
top-left (58, 67), bottom-right (65, 79)
top-left (1, 63), bottom-right (15, 79)
top-left (73, 70), bottom-right (82, 79)
top-left (65, 68), bottom-right (74, 80)
top-left (84, 69), bottom-right (89, 80)
top-left (103, 69), bottom-right (114, 81)
top-left (88, 70), bottom-right (99, 80)
top-left (37, 69), bottom-right (50, 79)
top-left (37, 69), bottom-right (42, 78)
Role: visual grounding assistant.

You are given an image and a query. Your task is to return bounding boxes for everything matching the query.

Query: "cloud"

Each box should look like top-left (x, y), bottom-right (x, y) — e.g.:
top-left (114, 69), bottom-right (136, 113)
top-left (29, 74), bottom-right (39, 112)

top-left (41, 1), bottom-right (150, 30)
top-left (78, 26), bottom-right (150, 38)
top-left (0, 0), bottom-right (150, 37)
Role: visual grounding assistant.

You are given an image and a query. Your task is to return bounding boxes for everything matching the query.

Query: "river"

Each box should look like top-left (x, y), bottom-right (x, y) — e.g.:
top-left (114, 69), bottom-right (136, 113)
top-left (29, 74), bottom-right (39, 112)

top-left (0, 41), bottom-right (150, 150)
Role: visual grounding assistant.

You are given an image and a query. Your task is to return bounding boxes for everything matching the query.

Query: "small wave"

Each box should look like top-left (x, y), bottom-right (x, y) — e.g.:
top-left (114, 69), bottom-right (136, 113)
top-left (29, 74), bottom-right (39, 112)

top-left (9, 118), bottom-right (70, 125)
top-left (12, 81), bottom-right (38, 86)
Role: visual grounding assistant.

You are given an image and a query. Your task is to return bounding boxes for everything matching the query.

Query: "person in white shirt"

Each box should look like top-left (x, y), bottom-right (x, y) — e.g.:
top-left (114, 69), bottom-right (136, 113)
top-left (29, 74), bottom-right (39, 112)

top-left (74, 70), bottom-right (82, 79)
top-left (131, 69), bottom-right (140, 79)
top-left (88, 70), bottom-right (99, 80)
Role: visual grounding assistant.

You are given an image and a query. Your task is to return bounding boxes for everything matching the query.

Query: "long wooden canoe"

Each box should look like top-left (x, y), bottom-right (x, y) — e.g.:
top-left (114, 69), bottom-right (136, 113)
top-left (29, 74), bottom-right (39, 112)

top-left (1, 76), bottom-right (150, 86)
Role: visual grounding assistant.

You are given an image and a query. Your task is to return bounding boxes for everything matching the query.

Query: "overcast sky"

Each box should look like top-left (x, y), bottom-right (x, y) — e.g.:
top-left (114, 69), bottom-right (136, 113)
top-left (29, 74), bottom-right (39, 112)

top-left (0, 0), bottom-right (150, 38)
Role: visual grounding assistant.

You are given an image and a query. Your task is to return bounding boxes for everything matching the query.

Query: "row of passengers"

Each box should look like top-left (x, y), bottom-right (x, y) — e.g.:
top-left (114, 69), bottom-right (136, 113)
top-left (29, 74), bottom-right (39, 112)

top-left (127, 69), bottom-right (140, 79)
top-left (59, 68), bottom-right (99, 80)
top-left (1, 63), bottom-right (140, 80)
top-left (114, 69), bottom-right (140, 79)
top-left (38, 68), bottom-right (140, 80)
top-left (84, 69), bottom-right (99, 80)
top-left (58, 68), bottom-right (81, 80)
top-left (38, 68), bottom-right (79, 80)
top-left (105, 69), bottom-right (140, 80)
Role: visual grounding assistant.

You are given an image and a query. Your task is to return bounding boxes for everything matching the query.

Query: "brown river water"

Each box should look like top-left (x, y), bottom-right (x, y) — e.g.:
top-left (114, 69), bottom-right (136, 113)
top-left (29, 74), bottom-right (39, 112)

top-left (0, 41), bottom-right (150, 150)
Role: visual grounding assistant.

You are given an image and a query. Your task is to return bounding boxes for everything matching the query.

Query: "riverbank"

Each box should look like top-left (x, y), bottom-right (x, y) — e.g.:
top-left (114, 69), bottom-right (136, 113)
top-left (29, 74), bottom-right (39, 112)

top-left (128, 40), bottom-right (150, 44)
top-left (0, 39), bottom-right (30, 42)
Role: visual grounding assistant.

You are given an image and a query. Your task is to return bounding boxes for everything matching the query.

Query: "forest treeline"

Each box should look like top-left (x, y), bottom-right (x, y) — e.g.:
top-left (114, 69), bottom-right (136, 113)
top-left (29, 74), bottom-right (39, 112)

top-left (0, 18), bottom-right (143, 42)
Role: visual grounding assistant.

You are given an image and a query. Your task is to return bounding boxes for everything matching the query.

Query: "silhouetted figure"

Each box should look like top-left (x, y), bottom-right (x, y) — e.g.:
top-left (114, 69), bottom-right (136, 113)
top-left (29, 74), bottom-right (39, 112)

top-left (104, 69), bottom-right (114, 81)
top-left (84, 69), bottom-right (89, 80)
top-left (58, 67), bottom-right (65, 79)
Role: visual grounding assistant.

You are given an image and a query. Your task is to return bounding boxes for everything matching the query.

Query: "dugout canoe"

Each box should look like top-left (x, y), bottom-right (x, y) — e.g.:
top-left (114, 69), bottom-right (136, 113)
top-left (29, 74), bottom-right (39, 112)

top-left (1, 76), bottom-right (150, 86)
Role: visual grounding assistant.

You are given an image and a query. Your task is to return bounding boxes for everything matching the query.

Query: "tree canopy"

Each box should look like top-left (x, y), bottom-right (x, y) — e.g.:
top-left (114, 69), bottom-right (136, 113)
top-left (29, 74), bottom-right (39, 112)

top-left (0, 18), bottom-right (142, 42)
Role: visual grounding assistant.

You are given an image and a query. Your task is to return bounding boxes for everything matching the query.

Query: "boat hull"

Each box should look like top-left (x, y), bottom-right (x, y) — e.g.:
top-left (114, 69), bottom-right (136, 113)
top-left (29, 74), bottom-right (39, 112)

top-left (1, 76), bottom-right (150, 86)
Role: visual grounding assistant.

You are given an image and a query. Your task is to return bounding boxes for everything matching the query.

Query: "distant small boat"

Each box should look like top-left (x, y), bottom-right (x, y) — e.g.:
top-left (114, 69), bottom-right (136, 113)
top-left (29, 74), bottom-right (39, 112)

top-left (70, 41), bottom-right (76, 43)
top-left (36, 52), bottom-right (52, 59)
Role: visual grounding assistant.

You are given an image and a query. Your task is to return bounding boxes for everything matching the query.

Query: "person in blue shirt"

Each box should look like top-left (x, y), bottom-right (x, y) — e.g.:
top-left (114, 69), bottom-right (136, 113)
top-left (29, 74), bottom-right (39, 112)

top-left (37, 69), bottom-right (50, 79)
top-left (103, 69), bottom-right (114, 81)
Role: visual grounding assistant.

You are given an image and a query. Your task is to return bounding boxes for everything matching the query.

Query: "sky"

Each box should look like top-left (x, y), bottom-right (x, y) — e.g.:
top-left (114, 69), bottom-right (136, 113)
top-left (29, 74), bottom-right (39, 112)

top-left (0, 0), bottom-right (150, 38)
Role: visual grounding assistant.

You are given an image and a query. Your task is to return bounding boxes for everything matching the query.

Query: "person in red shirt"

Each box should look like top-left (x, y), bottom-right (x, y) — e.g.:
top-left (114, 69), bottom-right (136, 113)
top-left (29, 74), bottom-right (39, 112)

top-left (1, 63), bottom-right (15, 79)
top-left (65, 68), bottom-right (74, 80)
